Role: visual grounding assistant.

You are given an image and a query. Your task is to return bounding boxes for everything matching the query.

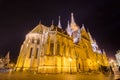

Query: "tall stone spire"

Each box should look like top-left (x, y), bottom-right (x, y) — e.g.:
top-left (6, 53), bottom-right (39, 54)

top-left (67, 20), bottom-right (70, 28)
top-left (93, 39), bottom-right (98, 49)
top-left (70, 13), bottom-right (78, 31)
top-left (39, 20), bottom-right (41, 24)
top-left (66, 20), bottom-right (72, 37)
top-left (102, 49), bottom-right (106, 55)
top-left (5, 51), bottom-right (10, 59)
top-left (81, 24), bottom-right (86, 31)
top-left (52, 20), bottom-right (54, 26)
top-left (50, 20), bottom-right (54, 30)
top-left (58, 16), bottom-right (62, 29)
top-left (71, 13), bottom-right (76, 24)
top-left (5, 51), bottom-right (10, 65)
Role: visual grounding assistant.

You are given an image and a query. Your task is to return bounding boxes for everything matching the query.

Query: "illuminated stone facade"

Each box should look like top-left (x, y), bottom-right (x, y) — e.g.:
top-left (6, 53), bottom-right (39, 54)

top-left (115, 50), bottom-right (120, 66)
top-left (15, 13), bottom-right (109, 73)
top-left (0, 52), bottom-right (10, 69)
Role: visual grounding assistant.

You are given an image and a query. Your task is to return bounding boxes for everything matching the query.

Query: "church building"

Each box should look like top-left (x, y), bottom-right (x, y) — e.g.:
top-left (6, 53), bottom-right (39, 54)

top-left (15, 13), bottom-right (109, 73)
top-left (0, 52), bottom-right (10, 69)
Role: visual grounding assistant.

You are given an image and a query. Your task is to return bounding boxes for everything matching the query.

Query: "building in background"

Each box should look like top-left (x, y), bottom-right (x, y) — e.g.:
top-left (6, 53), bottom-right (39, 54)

top-left (15, 13), bottom-right (109, 73)
top-left (0, 52), bottom-right (10, 69)
top-left (115, 50), bottom-right (120, 66)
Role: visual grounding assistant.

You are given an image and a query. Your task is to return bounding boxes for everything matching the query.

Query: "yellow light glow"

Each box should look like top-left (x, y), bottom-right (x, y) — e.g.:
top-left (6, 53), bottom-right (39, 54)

top-left (97, 61), bottom-right (99, 63)
top-left (69, 58), bottom-right (72, 62)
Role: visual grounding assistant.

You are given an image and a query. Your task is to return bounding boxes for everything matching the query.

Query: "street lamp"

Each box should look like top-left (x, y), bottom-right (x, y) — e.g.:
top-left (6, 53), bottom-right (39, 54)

top-left (69, 58), bottom-right (72, 74)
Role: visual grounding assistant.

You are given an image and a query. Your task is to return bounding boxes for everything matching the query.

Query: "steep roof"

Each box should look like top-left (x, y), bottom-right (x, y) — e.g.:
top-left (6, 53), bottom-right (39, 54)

top-left (30, 23), bottom-right (49, 33)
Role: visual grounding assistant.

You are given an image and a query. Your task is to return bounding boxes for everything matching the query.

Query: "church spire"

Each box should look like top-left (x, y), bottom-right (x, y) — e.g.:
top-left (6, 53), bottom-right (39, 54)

top-left (66, 20), bottom-right (72, 37)
top-left (81, 24), bottom-right (87, 32)
top-left (58, 16), bottom-right (62, 29)
top-left (81, 24), bottom-right (85, 29)
top-left (70, 13), bottom-right (79, 31)
top-left (39, 20), bottom-right (41, 24)
top-left (67, 20), bottom-right (70, 28)
top-left (71, 13), bottom-right (76, 24)
top-left (52, 20), bottom-right (54, 26)
top-left (93, 39), bottom-right (98, 49)
top-left (5, 51), bottom-right (10, 65)
top-left (5, 51), bottom-right (10, 59)
top-left (102, 49), bottom-right (106, 55)
top-left (50, 20), bottom-right (54, 30)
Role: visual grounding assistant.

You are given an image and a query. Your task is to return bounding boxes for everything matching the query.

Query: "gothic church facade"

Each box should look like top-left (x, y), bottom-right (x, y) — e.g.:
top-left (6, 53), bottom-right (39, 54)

top-left (15, 13), bottom-right (109, 73)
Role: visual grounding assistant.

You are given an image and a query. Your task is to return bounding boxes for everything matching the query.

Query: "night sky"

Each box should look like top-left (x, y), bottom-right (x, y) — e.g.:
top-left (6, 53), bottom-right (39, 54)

top-left (0, 0), bottom-right (119, 62)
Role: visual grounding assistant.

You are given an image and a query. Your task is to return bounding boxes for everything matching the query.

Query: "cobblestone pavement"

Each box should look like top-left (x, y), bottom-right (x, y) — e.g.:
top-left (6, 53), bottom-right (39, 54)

top-left (0, 71), bottom-right (117, 80)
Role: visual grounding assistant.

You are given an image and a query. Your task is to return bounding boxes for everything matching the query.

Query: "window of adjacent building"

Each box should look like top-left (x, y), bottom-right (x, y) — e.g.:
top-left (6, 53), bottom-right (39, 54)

top-left (29, 48), bottom-right (33, 58)
top-left (37, 39), bottom-right (40, 44)
top-left (31, 38), bottom-right (34, 44)
top-left (35, 48), bottom-right (38, 58)
top-left (50, 43), bottom-right (54, 55)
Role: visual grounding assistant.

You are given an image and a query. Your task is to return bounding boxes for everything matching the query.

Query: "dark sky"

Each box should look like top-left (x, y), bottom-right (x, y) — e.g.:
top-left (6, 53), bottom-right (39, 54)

top-left (0, 0), bottom-right (119, 62)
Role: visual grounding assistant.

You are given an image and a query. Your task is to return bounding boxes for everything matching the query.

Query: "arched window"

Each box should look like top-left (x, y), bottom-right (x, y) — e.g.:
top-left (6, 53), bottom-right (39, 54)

top-left (31, 38), bottom-right (34, 44)
top-left (56, 43), bottom-right (60, 55)
top-left (50, 43), bottom-right (54, 55)
top-left (63, 44), bottom-right (66, 56)
top-left (35, 48), bottom-right (39, 58)
top-left (29, 48), bottom-right (33, 58)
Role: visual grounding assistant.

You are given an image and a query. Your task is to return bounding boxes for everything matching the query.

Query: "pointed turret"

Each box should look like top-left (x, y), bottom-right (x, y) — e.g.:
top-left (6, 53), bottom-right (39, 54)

top-left (102, 49), bottom-right (106, 55)
top-left (39, 20), bottom-right (41, 24)
top-left (50, 20), bottom-right (55, 30)
top-left (58, 16), bottom-right (62, 29)
top-left (66, 20), bottom-right (72, 37)
top-left (81, 24), bottom-right (86, 32)
top-left (5, 51), bottom-right (10, 59)
top-left (70, 13), bottom-right (78, 31)
top-left (93, 39), bottom-right (102, 53)
top-left (51, 20), bottom-right (54, 26)
top-left (5, 51), bottom-right (10, 65)
top-left (76, 28), bottom-right (81, 42)
top-left (91, 39), bottom-right (100, 52)
top-left (71, 13), bottom-right (76, 24)
top-left (67, 20), bottom-right (70, 28)
top-left (93, 39), bottom-right (98, 49)
top-left (103, 49), bottom-right (105, 53)
top-left (81, 24), bottom-right (90, 40)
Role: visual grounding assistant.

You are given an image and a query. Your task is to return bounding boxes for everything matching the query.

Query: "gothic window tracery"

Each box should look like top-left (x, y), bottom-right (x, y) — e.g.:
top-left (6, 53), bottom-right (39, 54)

top-left (35, 48), bottom-right (38, 58)
top-left (63, 44), bottom-right (66, 56)
top-left (37, 39), bottom-right (40, 45)
top-left (50, 43), bottom-right (54, 55)
top-left (56, 41), bottom-right (60, 55)
top-left (29, 48), bottom-right (33, 58)
top-left (31, 38), bottom-right (34, 44)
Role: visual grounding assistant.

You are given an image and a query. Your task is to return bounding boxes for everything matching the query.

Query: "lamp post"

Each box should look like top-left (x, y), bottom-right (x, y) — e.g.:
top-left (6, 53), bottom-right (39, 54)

top-left (69, 57), bottom-right (72, 74)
